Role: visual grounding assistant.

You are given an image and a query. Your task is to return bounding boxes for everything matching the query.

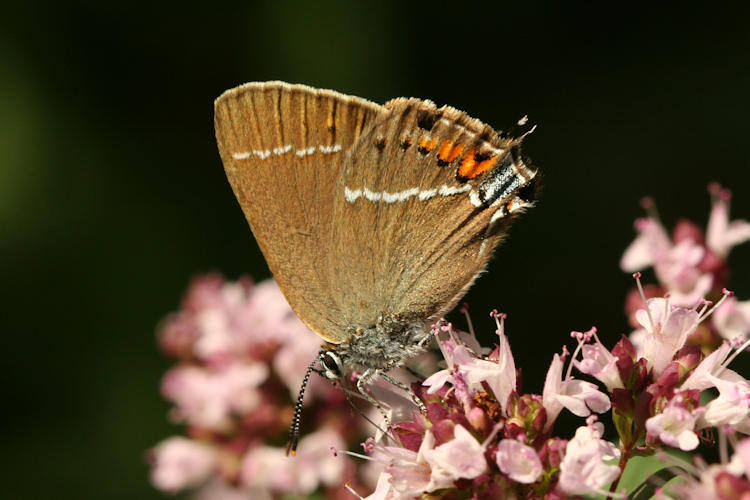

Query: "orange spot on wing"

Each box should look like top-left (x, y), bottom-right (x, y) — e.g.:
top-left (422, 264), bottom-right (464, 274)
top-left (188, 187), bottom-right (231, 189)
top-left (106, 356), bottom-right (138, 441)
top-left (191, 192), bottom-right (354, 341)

top-left (438, 140), bottom-right (454, 160)
top-left (447, 144), bottom-right (465, 162)
top-left (418, 136), bottom-right (437, 151)
top-left (475, 156), bottom-right (497, 174)
top-left (457, 147), bottom-right (476, 178)
top-left (458, 148), bottom-right (497, 180)
top-left (438, 141), bottom-right (465, 163)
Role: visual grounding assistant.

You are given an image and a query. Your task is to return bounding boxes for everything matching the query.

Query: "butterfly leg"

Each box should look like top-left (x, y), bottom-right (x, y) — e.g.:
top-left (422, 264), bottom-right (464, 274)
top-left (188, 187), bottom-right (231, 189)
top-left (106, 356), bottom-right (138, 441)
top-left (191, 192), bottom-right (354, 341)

top-left (380, 371), bottom-right (428, 415)
top-left (357, 369), bottom-right (391, 430)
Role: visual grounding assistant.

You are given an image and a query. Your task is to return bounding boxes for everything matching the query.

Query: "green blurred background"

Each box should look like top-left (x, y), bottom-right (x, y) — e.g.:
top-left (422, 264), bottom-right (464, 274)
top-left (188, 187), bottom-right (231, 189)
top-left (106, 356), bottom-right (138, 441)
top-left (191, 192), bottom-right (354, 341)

top-left (3, 2), bottom-right (750, 498)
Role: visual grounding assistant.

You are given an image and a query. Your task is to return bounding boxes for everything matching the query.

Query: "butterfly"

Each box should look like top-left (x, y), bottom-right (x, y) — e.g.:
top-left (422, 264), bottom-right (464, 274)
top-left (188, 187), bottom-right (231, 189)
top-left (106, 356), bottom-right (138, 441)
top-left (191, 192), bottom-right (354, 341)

top-left (214, 81), bottom-right (537, 452)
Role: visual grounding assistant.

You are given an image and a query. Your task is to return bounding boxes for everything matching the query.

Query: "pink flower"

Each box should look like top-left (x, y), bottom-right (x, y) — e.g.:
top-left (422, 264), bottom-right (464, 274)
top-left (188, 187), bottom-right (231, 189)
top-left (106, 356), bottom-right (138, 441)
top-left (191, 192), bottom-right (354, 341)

top-left (161, 361), bottom-right (268, 431)
top-left (362, 472), bottom-right (394, 500)
top-left (681, 342), bottom-right (734, 391)
top-left (558, 420), bottom-right (620, 496)
top-left (240, 446), bottom-right (288, 493)
top-left (706, 184), bottom-right (750, 259)
top-left (191, 280), bottom-right (257, 360)
top-left (423, 320), bottom-right (516, 408)
top-left (496, 439), bottom-right (542, 484)
top-left (660, 243), bottom-right (713, 307)
top-left (556, 379), bottom-right (611, 417)
top-left (161, 277), bottom-right (316, 364)
top-left (701, 373), bottom-right (750, 433)
top-left (241, 428), bottom-right (348, 495)
top-left (621, 217), bottom-right (713, 307)
top-left (422, 425), bottom-right (488, 483)
top-left (645, 402), bottom-right (700, 451)
top-left (151, 276), bottom-right (365, 498)
top-left (542, 353), bottom-right (566, 428)
top-left (446, 345), bottom-right (516, 405)
top-left (730, 437), bottom-right (750, 478)
top-left (386, 430), bottom-right (453, 497)
top-left (621, 217), bottom-right (672, 273)
top-left (543, 353), bottom-right (611, 431)
top-left (712, 296), bottom-right (750, 340)
top-left (485, 327), bottom-right (517, 407)
top-left (422, 365), bottom-right (453, 395)
top-left (149, 437), bottom-right (218, 493)
top-left (635, 298), bottom-right (699, 375)
top-left (375, 425), bottom-right (489, 499)
top-left (573, 329), bottom-right (624, 392)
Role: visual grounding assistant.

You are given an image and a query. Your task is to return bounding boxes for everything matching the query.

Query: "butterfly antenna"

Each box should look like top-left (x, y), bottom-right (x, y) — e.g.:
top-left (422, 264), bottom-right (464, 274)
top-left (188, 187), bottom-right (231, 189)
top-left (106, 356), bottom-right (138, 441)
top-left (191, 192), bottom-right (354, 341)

top-left (286, 356), bottom-right (319, 456)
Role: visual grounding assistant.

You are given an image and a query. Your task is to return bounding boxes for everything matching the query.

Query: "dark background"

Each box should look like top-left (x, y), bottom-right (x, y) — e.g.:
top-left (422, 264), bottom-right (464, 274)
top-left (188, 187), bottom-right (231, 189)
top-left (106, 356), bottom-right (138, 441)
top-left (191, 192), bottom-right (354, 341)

top-left (3, 2), bottom-right (750, 498)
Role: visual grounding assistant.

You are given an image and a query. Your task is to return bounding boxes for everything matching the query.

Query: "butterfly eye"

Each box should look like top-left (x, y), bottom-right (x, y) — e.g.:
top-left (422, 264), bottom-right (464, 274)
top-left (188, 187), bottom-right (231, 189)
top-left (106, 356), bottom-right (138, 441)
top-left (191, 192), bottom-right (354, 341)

top-left (321, 351), bottom-right (343, 380)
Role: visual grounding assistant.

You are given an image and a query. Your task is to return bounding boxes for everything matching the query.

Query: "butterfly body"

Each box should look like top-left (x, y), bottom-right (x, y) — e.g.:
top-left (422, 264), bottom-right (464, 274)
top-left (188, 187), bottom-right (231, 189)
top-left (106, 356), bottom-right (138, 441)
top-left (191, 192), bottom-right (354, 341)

top-left (323, 314), bottom-right (429, 380)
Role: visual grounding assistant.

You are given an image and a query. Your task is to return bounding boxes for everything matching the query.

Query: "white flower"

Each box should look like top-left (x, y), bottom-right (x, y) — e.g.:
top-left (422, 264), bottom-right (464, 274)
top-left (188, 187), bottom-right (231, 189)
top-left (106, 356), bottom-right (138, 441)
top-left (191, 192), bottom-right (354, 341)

top-left (712, 296), bottom-right (750, 340)
top-left (386, 430), bottom-right (453, 497)
top-left (240, 428), bottom-right (347, 495)
top-left (636, 298), bottom-right (699, 375)
top-left (557, 379), bottom-right (612, 417)
top-left (423, 332), bottom-right (516, 407)
top-left (621, 217), bottom-right (713, 307)
top-left (700, 373), bottom-right (750, 434)
top-left (729, 437), bottom-right (750, 477)
top-left (574, 336), bottom-right (624, 392)
top-left (362, 472), bottom-right (395, 500)
top-left (423, 425), bottom-right (488, 484)
top-left (496, 439), bottom-right (542, 484)
top-left (161, 362), bottom-right (268, 431)
top-left (543, 353), bottom-right (611, 431)
top-left (706, 187), bottom-right (750, 259)
top-left (621, 217), bottom-right (671, 272)
top-left (558, 421), bottom-right (621, 496)
top-left (150, 437), bottom-right (217, 493)
top-left (646, 403), bottom-right (700, 451)
top-left (681, 342), bottom-right (734, 391)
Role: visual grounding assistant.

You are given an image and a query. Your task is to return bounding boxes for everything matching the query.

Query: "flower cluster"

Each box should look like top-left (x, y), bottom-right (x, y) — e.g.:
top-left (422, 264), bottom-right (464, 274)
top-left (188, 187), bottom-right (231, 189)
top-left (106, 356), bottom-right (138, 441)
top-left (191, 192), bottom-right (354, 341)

top-left (149, 185), bottom-right (750, 499)
top-left (346, 185), bottom-right (750, 499)
top-left (148, 275), bottom-right (370, 499)
top-left (352, 296), bottom-right (750, 498)
top-left (353, 316), bottom-right (619, 499)
top-left (621, 183), bottom-right (750, 344)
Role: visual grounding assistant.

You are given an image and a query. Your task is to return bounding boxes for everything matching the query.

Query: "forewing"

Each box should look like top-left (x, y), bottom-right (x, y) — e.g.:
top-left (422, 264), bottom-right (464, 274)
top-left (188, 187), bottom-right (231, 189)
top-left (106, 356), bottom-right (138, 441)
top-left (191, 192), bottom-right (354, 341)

top-left (327, 98), bottom-right (537, 326)
top-left (214, 82), bottom-right (385, 342)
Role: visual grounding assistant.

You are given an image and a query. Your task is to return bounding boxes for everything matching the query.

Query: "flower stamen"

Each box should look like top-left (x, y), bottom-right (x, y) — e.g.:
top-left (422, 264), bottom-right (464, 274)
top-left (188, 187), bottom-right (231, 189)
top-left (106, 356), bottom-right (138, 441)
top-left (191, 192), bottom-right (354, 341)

top-left (634, 272), bottom-right (657, 331)
top-left (698, 288), bottom-right (733, 323)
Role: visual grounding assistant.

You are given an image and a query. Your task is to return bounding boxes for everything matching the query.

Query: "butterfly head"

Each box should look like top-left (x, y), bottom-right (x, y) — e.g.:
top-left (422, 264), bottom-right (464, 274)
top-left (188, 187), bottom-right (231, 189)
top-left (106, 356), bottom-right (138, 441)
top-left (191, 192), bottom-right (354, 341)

top-left (319, 350), bottom-right (344, 381)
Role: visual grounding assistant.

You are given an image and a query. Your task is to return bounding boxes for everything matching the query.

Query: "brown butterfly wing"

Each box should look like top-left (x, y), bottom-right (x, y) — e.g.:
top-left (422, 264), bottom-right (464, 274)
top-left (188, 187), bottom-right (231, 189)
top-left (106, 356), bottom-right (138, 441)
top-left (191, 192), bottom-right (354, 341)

top-left (327, 98), bottom-right (537, 328)
top-left (214, 82), bottom-right (386, 343)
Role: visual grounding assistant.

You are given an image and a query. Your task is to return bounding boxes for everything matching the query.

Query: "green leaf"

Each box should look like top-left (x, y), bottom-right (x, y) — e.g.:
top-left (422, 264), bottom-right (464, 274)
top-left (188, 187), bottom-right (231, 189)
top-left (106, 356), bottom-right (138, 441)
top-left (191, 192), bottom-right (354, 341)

top-left (627, 468), bottom-right (680, 500)
top-left (617, 454), bottom-right (669, 494)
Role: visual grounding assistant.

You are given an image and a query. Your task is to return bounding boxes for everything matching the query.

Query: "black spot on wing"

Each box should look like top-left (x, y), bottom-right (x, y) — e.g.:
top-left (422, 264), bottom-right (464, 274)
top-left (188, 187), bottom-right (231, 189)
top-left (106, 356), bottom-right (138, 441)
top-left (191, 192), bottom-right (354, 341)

top-left (417, 109), bottom-right (441, 131)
